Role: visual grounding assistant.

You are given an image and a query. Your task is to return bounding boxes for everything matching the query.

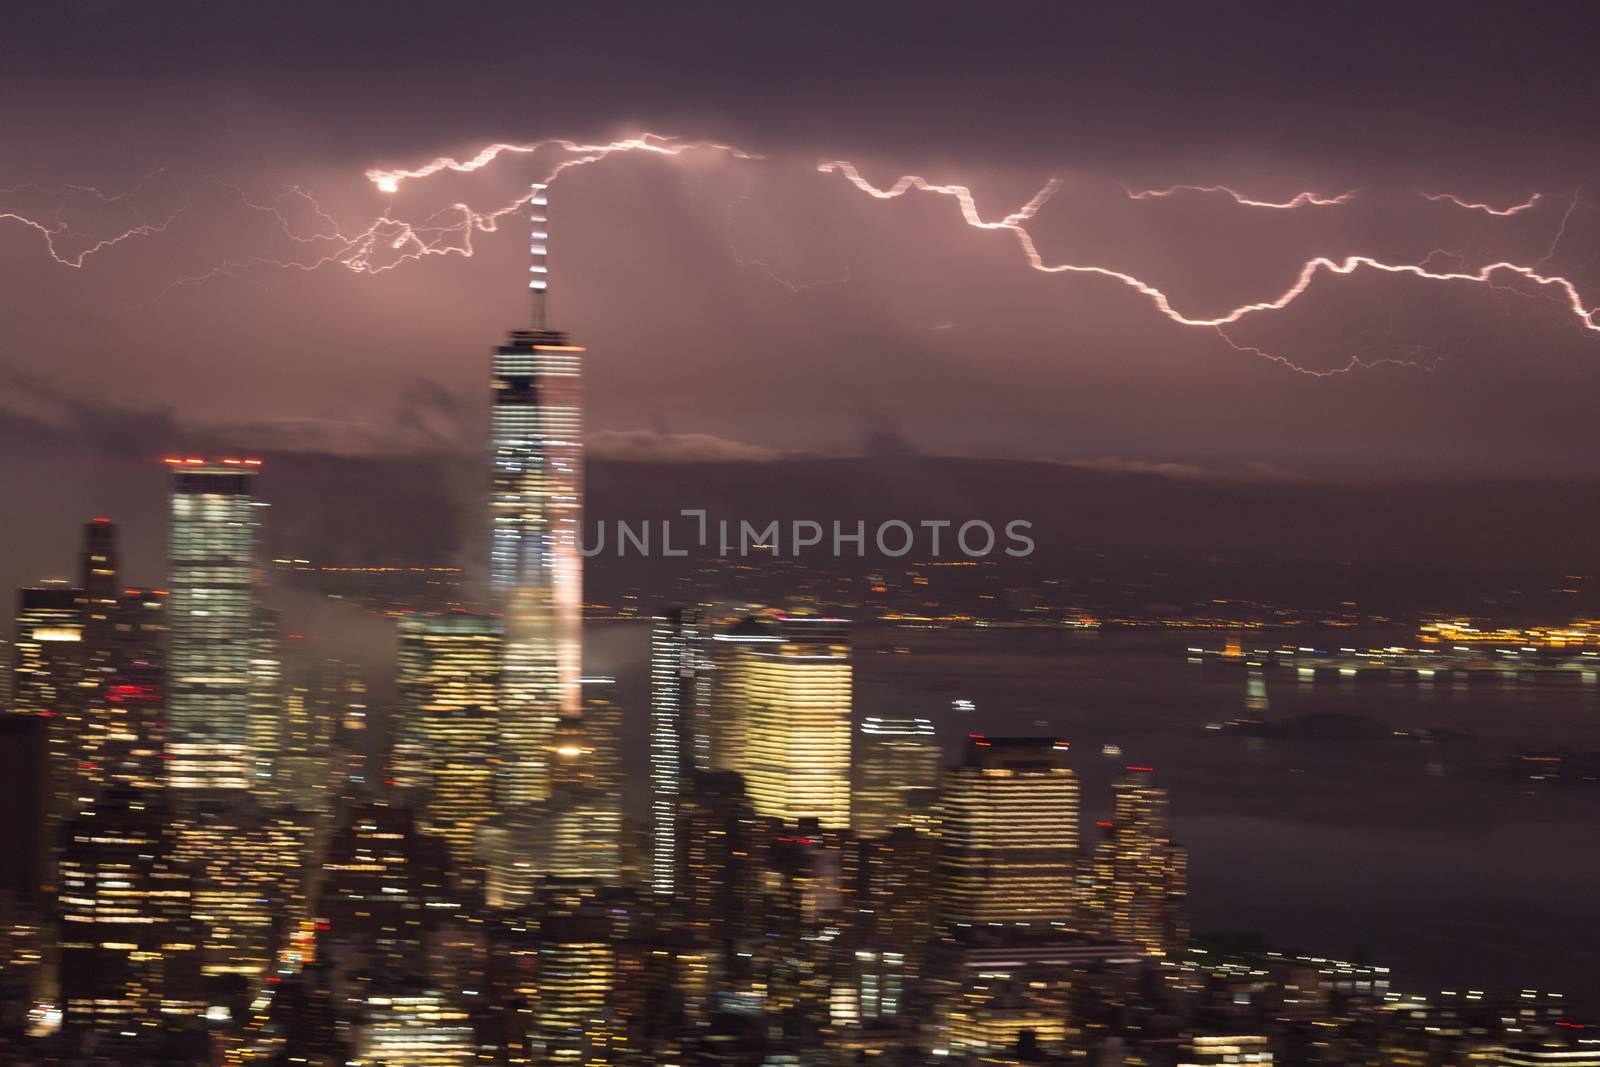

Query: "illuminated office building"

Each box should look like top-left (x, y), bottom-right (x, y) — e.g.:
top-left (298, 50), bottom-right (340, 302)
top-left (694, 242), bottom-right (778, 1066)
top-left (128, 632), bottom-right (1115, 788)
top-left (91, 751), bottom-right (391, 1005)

top-left (853, 716), bottom-right (940, 838)
top-left (677, 770), bottom-right (761, 952)
top-left (531, 904), bottom-right (619, 1067)
top-left (57, 788), bottom-right (204, 1030)
top-left (480, 785), bottom-right (621, 911)
top-left (76, 520), bottom-right (119, 787)
top-left (706, 613), bottom-right (783, 773)
top-left (761, 822), bottom-right (855, 1020)
top-left (938, 736), bottom-right (1079, 926)
top-left (1502, 1041), bottom-right (1600, 1065)
top-left (396, 612), bottom-right (503, 868)
top-left (649, 606), bottom-right (709, 894)
top-left (354, 989), bottom-right (476, 1067)
top-left (855, 827), bottom-right (938, 984)
top-left (578, 688), bottom-right (624, 799)
top-left (247, 606), bottom-right (284, 796)
top-left (316, 655), bottom-right (371, 794)
top-left (739, 616), bottom-right (853, 829)
top-left (1179, 1034), bottom-right (1274, 1065)
top-left (322, 800), bottom-right (453, 980)
top-left (270, 677), bottom-right (335, 813)
top-left (11, 584), bottom-right (86, 817)
top-left (164, 457), bottom-right (265, 795)
top-left (170, 809), bottom-right (297, 979)
top-left (1088, 766), bottom-right (1189, 955)
top-left (91, 589), bottom-right (169, 792)
top-left (941, 977), bottom-right (1070, 1063)
top-left (490, 182), bottom-right (584, 811)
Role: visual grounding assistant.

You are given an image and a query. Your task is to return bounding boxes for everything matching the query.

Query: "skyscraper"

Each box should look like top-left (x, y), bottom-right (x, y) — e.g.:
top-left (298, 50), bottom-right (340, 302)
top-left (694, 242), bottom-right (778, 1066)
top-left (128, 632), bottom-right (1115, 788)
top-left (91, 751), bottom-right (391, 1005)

top-left (852, 716), bottom-right (940, 838)
top-left (78, 518), bottom-right (118, 640)
top-left (649, 607), bottom-right (709, 894)
top-left (57, 788), bottom-right (205, 1030)
top-left (676, 769), bottom-right (760, 954)
top-left (705, 614), bottom-right (784, 773)
top-left (354, 989), bottom-right (477, 1066)
top-left (1089, 766), bottom-right (1189, 955)
top-left (76, 518), bottom-right (120, 782)
top-left (578, 687), bottom-right (624, 800)
top-left (164, 457), bottom-right (264, 795)
top-left (938, 736), bottom-right (1079, 926)
top-left (90, 588), bottom-right (169, 792)
top-left (396, 612), bottom-right (503, 869)
top-left (739, 615), bottom-right (853, 829)
top-left (490, 181), bottom-right (584, 811)
top-left (11, 584), bottom-right (86, 817)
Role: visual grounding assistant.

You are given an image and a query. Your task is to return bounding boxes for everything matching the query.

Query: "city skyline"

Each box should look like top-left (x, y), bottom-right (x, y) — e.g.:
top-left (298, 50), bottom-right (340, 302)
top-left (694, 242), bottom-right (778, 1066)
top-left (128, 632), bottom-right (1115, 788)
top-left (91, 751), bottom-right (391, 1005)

top-left (4, 6), bottom-right (1600, 1066)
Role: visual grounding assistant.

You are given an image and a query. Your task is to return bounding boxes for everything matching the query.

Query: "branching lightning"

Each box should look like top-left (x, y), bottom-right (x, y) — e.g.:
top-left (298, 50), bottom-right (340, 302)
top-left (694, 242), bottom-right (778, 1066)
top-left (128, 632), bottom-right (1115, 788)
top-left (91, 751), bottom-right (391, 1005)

top-left (0, 169), bottom-right (189, 268)
top-left (4, 132), bottom-right (1596, 377)
top-left (817, 160), bottom-right (1600, 374)
top-left (364, 133), bottom-right (757, 194)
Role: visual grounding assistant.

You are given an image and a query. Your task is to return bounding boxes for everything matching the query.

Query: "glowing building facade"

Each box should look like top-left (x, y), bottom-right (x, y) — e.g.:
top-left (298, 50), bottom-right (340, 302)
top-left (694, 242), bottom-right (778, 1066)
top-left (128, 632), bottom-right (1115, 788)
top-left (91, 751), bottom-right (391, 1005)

top-left (396, 612), bottom-right (503, 868)
top-left (649, 607), bottom-right (709, 894)
top-left (706, 614), bottom-right (783, 773)
top-left (489, 183), bottom-right (584, 811)
top-left (853, 716), bottom-right (940, 838)
top-left (739, 616), bottom-right (853, 829)
top-left (355, 990), bottom-right (476, 1067)
top-left (1087, 766), bottom-right (1189, 955)
top-left (165, 458), bottom-right (264, 795)
top-left (938, 736), bottom-right (1079, 926)
top-left (531, 908), bottom-right (618, 1067)
top-left (1179, 1034), bottom-right (1274, 1065)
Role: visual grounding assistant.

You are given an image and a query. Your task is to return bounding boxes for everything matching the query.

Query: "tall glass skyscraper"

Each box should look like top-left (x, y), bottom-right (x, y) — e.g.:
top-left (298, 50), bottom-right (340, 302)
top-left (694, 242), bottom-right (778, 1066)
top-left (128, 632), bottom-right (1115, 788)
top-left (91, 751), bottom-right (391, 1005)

top-left (853, 716), bottom-right (940, 837)
top-left (739, 615), bottom-right (853, 829)
top-left (164, 457), bottom-right (264, 794)
top-left (489, 182), bottom-right (584, 810)
top-left (1087, 766), bottom-right (1189, 955)
top-left (396, 611), bottom-right (504, 869)
top-left (938, 735), bottom-right (1079, 926)
top-left (648, 607), bottom-right (708, 894)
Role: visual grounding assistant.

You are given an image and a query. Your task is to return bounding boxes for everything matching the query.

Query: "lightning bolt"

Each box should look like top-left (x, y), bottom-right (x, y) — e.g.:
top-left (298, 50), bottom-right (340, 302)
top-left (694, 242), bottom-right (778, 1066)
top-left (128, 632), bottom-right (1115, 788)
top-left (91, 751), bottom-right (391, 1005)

top-left (1123, 183), bottom-right (1356, 209)
top-left (1418, 191), bottom-right (1542, 216)
top-left (135, 136), bottom-right (763, 298)
top-left (722, 178), bottom-right (852, 293)
top-left (4, 136), bottom-right (759, 291)
top-left (7, 134), bottom-right (1597, 378)
top-left (0, 169), bottom-right (190, 268)
top-left (364, 133), bottom-right (758, 194)
top-left (1213, 328), bottom-right (1443, 377)
top-left (818, 160), bottom-right (1600, 374)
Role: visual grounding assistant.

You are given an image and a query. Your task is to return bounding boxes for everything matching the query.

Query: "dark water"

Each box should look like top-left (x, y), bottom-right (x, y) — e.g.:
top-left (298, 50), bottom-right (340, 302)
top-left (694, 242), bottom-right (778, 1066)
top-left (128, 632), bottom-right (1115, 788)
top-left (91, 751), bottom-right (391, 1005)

top-left (586, 623), bottom-right (1600, 1010)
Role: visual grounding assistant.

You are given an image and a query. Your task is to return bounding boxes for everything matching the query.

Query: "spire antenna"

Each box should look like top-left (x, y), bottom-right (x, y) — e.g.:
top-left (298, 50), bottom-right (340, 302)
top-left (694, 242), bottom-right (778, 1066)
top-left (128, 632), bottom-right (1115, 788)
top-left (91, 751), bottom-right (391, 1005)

top-left (529, 182), bottom-right (549, 330)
